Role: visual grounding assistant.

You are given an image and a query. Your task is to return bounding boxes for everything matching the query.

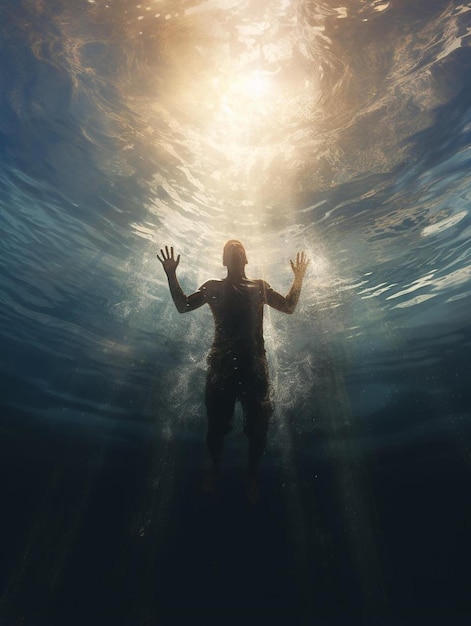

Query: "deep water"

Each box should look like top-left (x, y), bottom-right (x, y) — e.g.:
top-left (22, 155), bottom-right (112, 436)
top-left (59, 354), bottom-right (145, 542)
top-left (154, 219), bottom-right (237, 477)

top-left (1, 0), bottom-right (471, 623)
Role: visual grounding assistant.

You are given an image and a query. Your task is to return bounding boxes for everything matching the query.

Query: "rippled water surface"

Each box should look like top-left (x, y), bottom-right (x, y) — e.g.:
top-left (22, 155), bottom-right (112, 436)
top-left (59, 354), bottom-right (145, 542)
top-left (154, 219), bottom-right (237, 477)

top-left (1, 1), bottom-right (470, 622)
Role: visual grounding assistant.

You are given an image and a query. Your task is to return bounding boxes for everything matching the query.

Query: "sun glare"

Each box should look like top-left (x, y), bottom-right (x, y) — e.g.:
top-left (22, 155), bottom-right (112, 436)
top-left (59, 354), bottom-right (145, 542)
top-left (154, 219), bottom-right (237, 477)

top-left (208, 68), bottom-right (278, 144)
top-left (216, 70), bottom-right (275, 117)
top-left (239, 70), bottom-right (273, 100)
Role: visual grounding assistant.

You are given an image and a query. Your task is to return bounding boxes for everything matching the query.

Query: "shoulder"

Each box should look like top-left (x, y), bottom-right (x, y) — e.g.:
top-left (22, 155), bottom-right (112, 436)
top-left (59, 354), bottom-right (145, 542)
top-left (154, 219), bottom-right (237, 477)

top-left (257, 279), bottom-right (272, 293)
top-left (198, 279), bottom-right (224, 296)
top-left (251, 279), bottom-right (273, 301)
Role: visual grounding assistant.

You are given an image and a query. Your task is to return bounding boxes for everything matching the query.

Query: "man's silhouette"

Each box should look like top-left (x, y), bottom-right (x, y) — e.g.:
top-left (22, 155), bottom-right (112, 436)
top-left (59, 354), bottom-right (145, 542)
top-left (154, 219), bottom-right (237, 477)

top-left (157, 240), bottom-right (308, 502)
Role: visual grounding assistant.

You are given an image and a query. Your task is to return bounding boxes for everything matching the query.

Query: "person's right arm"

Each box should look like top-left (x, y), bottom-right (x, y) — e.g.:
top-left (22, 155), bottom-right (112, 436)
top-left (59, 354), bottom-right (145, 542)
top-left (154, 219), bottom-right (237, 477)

top-left (157, 246), bottom-right (205, 313)
top-left (265, 251), bottom-right (309, 314)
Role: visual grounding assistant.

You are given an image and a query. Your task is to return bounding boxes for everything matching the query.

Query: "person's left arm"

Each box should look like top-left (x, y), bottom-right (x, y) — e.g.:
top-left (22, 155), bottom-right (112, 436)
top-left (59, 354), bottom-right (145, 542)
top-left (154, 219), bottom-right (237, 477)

top-left (264, 251), bottom-right (309, 314)
top-left (157, 246), bottom-right (206, 313)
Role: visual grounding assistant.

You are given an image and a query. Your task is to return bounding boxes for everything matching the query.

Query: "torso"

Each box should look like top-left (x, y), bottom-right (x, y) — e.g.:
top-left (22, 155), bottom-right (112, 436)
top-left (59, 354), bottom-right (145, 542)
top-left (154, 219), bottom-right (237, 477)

top-left (199, 278), bottom-right (270, 359)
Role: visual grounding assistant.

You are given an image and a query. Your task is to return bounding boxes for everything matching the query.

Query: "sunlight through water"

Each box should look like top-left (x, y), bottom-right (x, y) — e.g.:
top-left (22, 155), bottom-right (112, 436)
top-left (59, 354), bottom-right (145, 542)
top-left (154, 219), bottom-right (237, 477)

top-left (1, 0), bottom-right (471, 621)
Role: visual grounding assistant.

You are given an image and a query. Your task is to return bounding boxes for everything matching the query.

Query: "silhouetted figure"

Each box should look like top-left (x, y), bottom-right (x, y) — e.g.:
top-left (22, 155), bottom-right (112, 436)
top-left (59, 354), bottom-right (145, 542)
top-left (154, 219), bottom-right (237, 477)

top-left (157, 240), bottom-right (309, 503)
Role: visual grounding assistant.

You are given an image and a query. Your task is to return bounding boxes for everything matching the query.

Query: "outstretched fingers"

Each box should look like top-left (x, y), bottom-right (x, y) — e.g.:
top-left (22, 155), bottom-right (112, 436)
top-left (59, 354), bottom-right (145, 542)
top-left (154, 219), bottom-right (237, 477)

top-left (297, 251), bottom-right (306, 263)
top-left (290, 251), bottom-right (309, 276)
top-left (158, 246), bottom-right (172, 261)
top-left (298, 251), bottom-right (308, 266)
top-left (300, 251), bottom-right (309, 273)
top-left (166, 245), bottom-right (175, 260)
top-left (170, 246), bottom-right (180, 265)
top-left (157, 245), bottom-right (180, 271)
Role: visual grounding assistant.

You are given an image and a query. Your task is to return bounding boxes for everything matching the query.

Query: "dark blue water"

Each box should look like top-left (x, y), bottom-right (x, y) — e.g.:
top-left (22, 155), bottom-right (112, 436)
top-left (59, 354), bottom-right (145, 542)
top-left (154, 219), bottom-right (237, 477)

top-left (1, 0), bottom-right (470, 623)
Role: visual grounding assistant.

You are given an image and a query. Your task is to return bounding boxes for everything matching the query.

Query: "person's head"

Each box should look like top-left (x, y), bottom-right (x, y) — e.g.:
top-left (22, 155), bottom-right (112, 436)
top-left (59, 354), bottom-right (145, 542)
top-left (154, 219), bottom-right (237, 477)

top-left (222, 239), bottom-right (248, 271)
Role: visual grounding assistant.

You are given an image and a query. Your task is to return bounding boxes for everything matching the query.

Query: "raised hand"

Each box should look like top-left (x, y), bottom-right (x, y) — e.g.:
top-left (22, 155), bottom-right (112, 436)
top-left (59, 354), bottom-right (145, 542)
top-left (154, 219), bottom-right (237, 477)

top-left (290, 251), bottom-right (309, 281)
top-left (157, 245), bottom-right (180, 275)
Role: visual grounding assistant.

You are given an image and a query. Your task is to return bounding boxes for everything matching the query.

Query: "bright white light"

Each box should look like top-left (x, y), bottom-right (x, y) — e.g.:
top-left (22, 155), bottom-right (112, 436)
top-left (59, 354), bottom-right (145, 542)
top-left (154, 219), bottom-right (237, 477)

top-left (214, 70), bottom-right (277, 128)
top-left (216, 70), bottom-right (275, 118)
top-left (239, 71), bottom-right (273, 100)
